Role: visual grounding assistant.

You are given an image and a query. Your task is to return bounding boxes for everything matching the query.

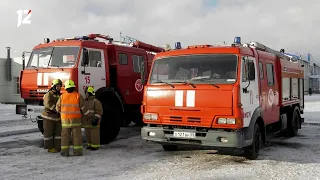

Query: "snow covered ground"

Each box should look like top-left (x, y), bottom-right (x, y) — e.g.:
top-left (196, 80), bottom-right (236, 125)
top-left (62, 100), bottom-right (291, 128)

top-left (0, 96), bottom-right (319, 180)
top-left (0, 104), bottom-right (39, 137)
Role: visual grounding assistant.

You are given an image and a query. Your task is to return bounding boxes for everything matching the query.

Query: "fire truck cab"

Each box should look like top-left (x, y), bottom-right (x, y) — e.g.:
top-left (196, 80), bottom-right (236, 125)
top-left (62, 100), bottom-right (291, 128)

top-left (16, 34), bottom-right (163, 144)
top-left (141, 37), bottom-right (304, 159)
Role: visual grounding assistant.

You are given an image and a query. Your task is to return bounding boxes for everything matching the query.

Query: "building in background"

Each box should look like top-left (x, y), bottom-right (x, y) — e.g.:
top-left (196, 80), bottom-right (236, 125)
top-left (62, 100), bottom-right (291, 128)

top-left (0, 56), bottom-right (27, 104)
top-left (285, 52), bottom-right (320, 93)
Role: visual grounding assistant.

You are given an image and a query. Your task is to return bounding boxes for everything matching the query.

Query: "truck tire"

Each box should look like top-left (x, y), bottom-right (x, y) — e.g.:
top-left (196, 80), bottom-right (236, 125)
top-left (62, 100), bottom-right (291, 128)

top-left (162, 144), bottom-right (178, 151)
top-left (244, 122), bottom-right (261, 160)
top-left (288, 108), bottom-right (300, 137)
top-left (99, 94), bottom-right (122, 144)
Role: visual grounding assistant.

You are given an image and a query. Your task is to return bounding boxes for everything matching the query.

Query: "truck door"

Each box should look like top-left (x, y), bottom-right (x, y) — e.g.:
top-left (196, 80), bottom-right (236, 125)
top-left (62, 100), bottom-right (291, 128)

top-left (240, 56), bottom-right (260, 127)
top-left (78, 48), bottom-right (106, 97)
top-left (131, 53), bottom-right (145, 102)
top-left (260, 59), bottom-right (280, 124)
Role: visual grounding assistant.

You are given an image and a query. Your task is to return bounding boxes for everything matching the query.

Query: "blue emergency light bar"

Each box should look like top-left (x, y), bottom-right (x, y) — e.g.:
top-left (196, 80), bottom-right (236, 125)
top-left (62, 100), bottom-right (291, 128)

top-left (234, 37), bottom-right (241, 44)
top-left (175, 42), bottom-right (182, 49)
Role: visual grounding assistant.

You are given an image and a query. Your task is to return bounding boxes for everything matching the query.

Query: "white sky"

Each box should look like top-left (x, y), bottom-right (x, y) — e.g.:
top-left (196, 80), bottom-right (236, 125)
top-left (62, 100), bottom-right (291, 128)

top-left (0, 0), bottom-right (319, 61)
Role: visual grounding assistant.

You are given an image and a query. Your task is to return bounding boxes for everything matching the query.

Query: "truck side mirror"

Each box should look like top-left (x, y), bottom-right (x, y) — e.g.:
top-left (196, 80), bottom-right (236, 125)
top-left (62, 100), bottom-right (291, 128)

top-left (248, 62), bottom-right (255, 81)
top-left (22, 52), bottom-right (26, 70)
top-left (140, 62), bottom-right (145, 85)
top-left (82, 48), bottom-right (89, 66)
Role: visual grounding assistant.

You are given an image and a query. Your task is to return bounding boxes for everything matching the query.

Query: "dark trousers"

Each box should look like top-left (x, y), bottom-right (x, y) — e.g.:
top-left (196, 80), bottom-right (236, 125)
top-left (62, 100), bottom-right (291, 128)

top-left (43, 119), bottom-right (61, 151)
top-left (61, 127), bottom-right (83, 155)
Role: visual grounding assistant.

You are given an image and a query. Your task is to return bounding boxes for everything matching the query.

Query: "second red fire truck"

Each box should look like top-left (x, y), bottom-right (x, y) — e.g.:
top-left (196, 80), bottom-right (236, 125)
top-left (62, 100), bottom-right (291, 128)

top-left (141, 37), bottom-right (304, 159)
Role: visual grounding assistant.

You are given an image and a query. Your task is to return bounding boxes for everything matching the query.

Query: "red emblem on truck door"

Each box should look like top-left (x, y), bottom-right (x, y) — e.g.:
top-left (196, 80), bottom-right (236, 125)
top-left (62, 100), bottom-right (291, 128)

top-left (268, 89), bottom-right (274, 106)
top-left (135, 79), bottom-right (143, 92)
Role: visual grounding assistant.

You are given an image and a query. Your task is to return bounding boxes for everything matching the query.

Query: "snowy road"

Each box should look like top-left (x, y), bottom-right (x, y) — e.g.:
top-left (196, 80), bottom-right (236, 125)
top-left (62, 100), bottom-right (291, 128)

top-left (0, 104), bottom-right (39, 137)
top-left (0, 96), bottom-right (320, 180)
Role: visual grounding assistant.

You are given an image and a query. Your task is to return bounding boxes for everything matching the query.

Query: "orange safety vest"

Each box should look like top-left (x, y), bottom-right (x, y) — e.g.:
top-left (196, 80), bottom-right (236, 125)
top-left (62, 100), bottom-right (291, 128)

top-left (60, 92), bottom-right (82, 120)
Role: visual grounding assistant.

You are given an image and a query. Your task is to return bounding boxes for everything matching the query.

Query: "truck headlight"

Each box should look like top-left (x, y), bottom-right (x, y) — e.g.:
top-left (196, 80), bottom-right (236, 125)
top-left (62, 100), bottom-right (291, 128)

top-left (217, 118), bottom-right (236, 124)
top-left (143, 113), bottom-right (158, 120)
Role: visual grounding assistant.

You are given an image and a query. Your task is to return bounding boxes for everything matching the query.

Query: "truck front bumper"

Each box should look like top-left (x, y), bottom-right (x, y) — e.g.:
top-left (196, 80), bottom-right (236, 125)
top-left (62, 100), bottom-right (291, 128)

top-left (141, 126), bottom-right (251, 149)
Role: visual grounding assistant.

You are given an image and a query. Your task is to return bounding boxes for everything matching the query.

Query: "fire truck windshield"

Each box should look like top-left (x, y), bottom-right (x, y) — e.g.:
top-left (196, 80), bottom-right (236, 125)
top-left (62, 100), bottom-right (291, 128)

top-left (150, 54), bottom-right (238, 85)
top-left (27, 46), bottom-right (80, 69)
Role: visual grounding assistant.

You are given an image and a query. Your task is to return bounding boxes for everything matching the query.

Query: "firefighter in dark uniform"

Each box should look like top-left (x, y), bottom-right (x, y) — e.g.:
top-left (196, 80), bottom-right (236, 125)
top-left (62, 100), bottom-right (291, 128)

top-left (41, 79), bottom-right (63, 153)
top-left (82, 86), bottom-right (103, 150)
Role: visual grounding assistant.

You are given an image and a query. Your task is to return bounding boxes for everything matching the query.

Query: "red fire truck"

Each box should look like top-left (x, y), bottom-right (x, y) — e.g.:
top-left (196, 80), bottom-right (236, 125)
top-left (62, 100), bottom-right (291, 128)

top-left (16, 33), bottom-right (164, 144)
top-left (141, 38), bottom-right (304, 159)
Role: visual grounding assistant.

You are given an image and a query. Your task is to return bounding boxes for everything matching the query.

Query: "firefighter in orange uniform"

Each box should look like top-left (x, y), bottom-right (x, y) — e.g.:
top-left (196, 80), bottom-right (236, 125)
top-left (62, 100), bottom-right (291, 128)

top-left (82, 86), bottom-right (103, 150)
top-left (56, 80), bottom-right (89, 156)
top-left (41, 79), bottom-right (62, 153)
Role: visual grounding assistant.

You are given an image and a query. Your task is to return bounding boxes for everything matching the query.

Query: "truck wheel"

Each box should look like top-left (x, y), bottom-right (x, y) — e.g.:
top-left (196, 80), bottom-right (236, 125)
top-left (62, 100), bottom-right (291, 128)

top-left (99, 95), bottom-right (122, 144)
top-left (244, 122), bottom-right (261, 160)
top-left (288, 108), bottom-right (300, 137)
top-left (162, 144), bottom-right (178, 151)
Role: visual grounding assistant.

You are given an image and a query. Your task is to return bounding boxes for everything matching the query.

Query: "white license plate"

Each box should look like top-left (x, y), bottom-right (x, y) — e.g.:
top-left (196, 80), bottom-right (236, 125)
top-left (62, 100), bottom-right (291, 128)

top-left (37, 89), bottom-right (49, 92)
top-left (173, 132), bottom-right (196, 138)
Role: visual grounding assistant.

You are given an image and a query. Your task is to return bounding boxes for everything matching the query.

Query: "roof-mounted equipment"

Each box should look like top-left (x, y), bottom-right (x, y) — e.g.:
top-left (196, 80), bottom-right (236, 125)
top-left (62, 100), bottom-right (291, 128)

top-left (247, 41), bottom-right (298, 62)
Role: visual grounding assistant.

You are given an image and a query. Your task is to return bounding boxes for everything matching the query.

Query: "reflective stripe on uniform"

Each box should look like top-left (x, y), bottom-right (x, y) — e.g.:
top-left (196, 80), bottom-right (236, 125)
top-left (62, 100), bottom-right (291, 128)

top-left (61, 123), bottom-right (82, 128)
top-left (44, 136), bottom-right (53, 140)
top-left (94, 114), bottom-right (101, 119)
top-left (40, 114), bottom-right (60, 121)
top-left (60, 92), bottom-right (82, 120)
top-left (83, 110), bottom-right (90, 115)
top-left (88, 110), bottom-right (101, 118)
top-left (61, 104), bottom-right (79, 107)
top-left (49, 105), bottom-right (55, 110)
top-left (54, 136), bottom-right (61, 139)
top-left (73, 145), bottom-right (83, 150)
top-left (60, 111), bottom-right (81, 114)
top-left (61, 146), bottom-right (69, 150)
top-left (91, 144), bottom-right (100, 148)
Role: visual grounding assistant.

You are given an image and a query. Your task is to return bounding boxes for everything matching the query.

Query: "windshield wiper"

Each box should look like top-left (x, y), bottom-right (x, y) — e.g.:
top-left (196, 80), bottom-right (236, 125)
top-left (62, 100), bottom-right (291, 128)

top-left (48, 65), bottom-right (64, 71)
top-left (30, 66), bottom-right (38, 71)
top-left (153, 80), bottom-right (175, 88)
top-left (171, 81), bottom-right (196, 88)
top-left (191, 78), bottom-right (220, 88)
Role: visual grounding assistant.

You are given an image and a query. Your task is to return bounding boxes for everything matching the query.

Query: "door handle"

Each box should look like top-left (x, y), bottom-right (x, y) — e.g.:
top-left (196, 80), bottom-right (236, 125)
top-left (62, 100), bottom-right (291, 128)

top-left (101, 77), bottom-right (105, 80)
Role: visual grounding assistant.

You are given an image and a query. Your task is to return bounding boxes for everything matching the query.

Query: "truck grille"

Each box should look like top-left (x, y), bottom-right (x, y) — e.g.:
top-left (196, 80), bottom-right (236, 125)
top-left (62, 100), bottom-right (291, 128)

top-left (29, 90), bottom-right (46, 98)
top-left (169, 116), bottom-right (182, 122)
top-left (187, 117), bottom-right (201, 123)
top-left (167, 116), bottom-right (202, 123)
